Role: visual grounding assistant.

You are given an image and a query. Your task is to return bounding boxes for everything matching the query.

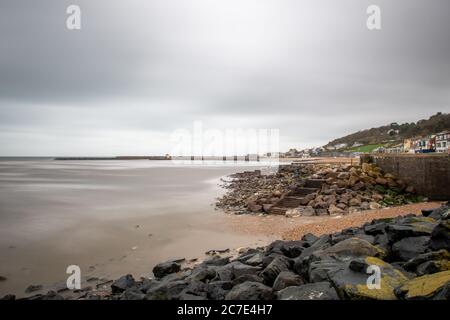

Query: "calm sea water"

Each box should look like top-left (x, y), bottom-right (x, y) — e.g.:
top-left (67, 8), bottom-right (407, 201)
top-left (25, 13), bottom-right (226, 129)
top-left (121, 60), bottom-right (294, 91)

top-left (0, 159), bottom-right (271, 296)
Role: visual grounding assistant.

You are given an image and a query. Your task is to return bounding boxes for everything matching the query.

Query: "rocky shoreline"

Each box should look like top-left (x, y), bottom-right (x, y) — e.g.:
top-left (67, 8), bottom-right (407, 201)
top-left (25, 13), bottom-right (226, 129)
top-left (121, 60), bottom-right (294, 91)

top-left (216, 163), bottom-right (425, 217)
top-left (4, 202), bottom-right (449, 300)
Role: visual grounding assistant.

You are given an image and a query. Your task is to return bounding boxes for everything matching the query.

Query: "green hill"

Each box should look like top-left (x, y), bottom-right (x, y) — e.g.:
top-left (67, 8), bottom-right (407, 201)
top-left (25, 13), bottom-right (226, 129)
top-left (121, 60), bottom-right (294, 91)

top-left (325, 112), bottom-right (450, 150)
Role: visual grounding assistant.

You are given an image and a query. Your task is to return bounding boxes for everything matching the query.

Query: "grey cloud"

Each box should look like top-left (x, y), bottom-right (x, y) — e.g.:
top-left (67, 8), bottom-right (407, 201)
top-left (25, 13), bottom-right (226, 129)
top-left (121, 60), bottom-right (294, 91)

top-left (0, 0), bottom-right (449, 155)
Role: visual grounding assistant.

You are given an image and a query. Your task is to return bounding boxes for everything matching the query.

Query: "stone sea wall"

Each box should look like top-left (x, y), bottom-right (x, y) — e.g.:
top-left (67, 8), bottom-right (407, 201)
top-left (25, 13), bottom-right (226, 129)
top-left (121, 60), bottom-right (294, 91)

top-left (361, 154), bottom-right (450, 200)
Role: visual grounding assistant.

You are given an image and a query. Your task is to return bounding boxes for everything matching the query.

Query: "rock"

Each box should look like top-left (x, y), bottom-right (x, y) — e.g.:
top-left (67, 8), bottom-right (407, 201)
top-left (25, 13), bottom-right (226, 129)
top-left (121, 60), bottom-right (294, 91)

top-left (308, 258), bottom-right (346, 283)
top-left (225, 282), bottom-right (274, 300)
top-left (152, 261), bottom-right (181, 279)
top-left (145, 280), bottom-right (189, 300)
top-left (25, 285), bottom-right (43, 293)
top-left (405, 186), bottom-right (416, 193)
top-left (266, 240), bottom-right (304, 258)
top-left (227, 261), bottom-right (261, 279)
top-left (260, 257), bottom-right (291, 286)
top-left (375, 177), bottom-right (387, 185)
top-left (120, 288), bottom-right (145, 300)
top-left (395, 271), bottom-right (450, 300)
top-left (429, 220), bottom-right (450, 251)
top-left (403, 250), bottom-right (450, 272)
top-left (300, 193), bottom-right (316, 205)
top-left (330, 256), bottom-right (408, 300)
top-left (240, 252), bottom-right (264, 266)
top-left (349, 198), bottom-right (361, 207)
top-left (429, 205), bottom-right (450, 220)
top-left (272, 271), bottom-right (304, 291)
top-left (319, 237), bottom-right (387, 259)
top-left (392, 236), bottom-right (430, 261)
top-left (301, 233), bottom-right (319, 247)
top-left (179, 281), bottom-right (208, 299)
top-left (41, 291), bottom-right (65, 300)
top-left (187, 266), bottom-right (217, 282)
top-left (416, 260), bottom-right (450, 276)
top-left (232, 274), bottom-right (264, 286)
top-left (364, 222), bottom-right (387, 235)
top-left (337, 172), bottom-right (350, 179)
top-left (328, 204), bottom-right (344, 215)
top-left (201, 255), bottom-right (230, 267)
top-left (352, 181), bottom-right (365, 191)
top-left (248, 201), bottom-right (263, 213)
top-left (360, 202), bottom-right (370, 210)
top-left (1, 294), bottom-right (15, 300)
top-left (299, 206), bottom-right (315, 216)
top-left (111, 274), bottom-right (136, 294)
top-left (369, 202), bottom-right (381, 210)
top-left (285, 208), bottom-right (301, 218)
top-left (277, 282), bottom-right (339, 300)
top-left (386, 218), bottom-right (437, 243)
top-left (207, 281), bottom-right (233, 300)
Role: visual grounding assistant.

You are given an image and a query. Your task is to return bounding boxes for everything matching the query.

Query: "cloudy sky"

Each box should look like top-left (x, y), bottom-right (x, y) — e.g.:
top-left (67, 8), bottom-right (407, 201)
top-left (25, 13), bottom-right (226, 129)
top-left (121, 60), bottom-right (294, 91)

top-left (0, 0), bottom-right (449, 156)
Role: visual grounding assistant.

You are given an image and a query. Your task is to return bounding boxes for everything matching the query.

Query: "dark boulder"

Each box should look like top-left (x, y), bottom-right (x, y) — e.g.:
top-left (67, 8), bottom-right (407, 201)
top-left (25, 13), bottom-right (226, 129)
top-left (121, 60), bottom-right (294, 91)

top-left (260, 257), bottom-right (291, 286)
top-left (120, 288), bottom-right (145, 300)
top-left (225, 282), bottom-right (274, 300)
top-left (277, 282), bottom-right (339, 300)
top-left (416, 260), bottom-right (450, 276)
top-left (392, 236), bottom-right (430, 261)
top-left (145, 280), bottom-right (188, 300)
top-left (207, 281), bottom-right (233, 300)
top-left (232, 274), bottom-right (264, 286)
top-left (429, 220), bottom-right (450, 251)
top-left (272, 271), bottom-right (304, 291)
top-left (386, 218), bottom-right (437, 243)
top-left (152, 260), bottom-right (181, 279)
top-left (395, 271), bottom-right (450, 300)
top-left (329, 256), bottom-right (408, 300)
top-left (403, 250), bottom-right (450, 272)
top-left (111, 274), bottom-right (135, 294)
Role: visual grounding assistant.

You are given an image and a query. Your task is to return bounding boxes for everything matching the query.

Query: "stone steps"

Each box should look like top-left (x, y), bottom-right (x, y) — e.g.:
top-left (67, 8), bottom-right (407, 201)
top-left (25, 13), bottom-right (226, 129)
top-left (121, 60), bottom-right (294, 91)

top-left (269, 185), bottom-right (319, 215)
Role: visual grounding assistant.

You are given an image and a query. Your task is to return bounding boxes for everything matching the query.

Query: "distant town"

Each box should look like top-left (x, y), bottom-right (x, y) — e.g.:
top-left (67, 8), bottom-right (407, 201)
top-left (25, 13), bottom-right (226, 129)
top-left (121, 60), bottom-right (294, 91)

top-left (281, 130), bottom-right (450, 158)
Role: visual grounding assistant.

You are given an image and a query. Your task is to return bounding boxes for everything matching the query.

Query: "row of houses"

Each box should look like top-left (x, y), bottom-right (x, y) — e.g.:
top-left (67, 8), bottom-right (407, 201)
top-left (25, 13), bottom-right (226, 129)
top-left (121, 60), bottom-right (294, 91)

top-left (378, 131), bottom-right (450, 154)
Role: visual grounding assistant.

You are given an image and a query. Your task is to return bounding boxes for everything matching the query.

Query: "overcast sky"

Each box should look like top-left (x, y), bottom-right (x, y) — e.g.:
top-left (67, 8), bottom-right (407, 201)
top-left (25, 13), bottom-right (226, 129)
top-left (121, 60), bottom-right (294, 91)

top-left (1, 0), bottom-right (449, 156)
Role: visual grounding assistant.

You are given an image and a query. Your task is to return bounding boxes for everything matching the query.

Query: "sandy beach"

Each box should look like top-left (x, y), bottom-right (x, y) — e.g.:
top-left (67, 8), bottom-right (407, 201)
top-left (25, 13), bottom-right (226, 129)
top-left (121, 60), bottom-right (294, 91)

top-left (0, 159), bottom-right (272, 296)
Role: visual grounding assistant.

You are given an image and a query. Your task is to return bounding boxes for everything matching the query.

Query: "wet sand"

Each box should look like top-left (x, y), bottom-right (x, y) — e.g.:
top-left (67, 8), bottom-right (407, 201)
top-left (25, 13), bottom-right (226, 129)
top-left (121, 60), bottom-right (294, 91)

top-left (0, 160), bottom-right (269, 296)
top-left (224, 202), bottom-right (443, 240)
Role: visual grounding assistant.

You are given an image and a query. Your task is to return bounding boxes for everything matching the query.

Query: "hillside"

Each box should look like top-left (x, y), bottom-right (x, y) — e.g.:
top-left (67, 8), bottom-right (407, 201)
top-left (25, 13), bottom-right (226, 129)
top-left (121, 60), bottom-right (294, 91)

top-left (325, 112), bottom-right (450, 149)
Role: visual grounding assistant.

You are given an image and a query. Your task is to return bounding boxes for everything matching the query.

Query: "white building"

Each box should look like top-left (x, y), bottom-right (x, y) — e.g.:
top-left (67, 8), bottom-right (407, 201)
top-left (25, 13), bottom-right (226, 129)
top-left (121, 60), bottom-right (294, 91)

top-left (435, 131), bottom-right (450, 153)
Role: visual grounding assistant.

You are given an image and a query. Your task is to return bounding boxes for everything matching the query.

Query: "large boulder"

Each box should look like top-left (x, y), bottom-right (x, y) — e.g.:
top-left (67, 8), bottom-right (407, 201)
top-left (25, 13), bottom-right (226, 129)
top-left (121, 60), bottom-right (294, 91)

top-left (429, 220), bottom-right (450, 251)
top-left (111, 274), bottom-right (136, 294)
top-left (386, 217), bottom-right (437, 243)
top-left (260, 257), bottom-right (291, 286)
top-left (276, 282), bottom-right (339, 300)
top-left (145, 280), bottom-right (189, 300)
top-left (272, 271), bottom-right (304, 291)
top-left (152, 260), bottom-right (181, 279)
top-left (308, 258), bottom-right (346, 283)
top-left (225, 282), bottom-right (274, 300)
top-left (391, 236), bottom-right (430, 261)
top-left (403, 250), bottom-right (450, 272)
top-left (319, 237), bottom-right (387, 260)
top-left (206, 281), bottom-right (233, 300)
top-left (329, 256), bottom-right (408, 300)
top-left (395, 270), bottom-right (450, 300)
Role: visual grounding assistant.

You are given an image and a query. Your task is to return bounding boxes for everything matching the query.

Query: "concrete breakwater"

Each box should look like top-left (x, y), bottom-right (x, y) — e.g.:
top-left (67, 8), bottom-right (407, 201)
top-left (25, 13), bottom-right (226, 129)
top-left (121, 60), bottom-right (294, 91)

top-left (361, 154), bottom-right (450, 200)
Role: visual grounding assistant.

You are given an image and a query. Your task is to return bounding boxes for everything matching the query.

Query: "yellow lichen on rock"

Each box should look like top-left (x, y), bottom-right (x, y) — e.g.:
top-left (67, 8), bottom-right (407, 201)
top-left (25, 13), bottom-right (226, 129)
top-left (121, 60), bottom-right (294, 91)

top-left (396, 270), bottom-right (450, 299)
